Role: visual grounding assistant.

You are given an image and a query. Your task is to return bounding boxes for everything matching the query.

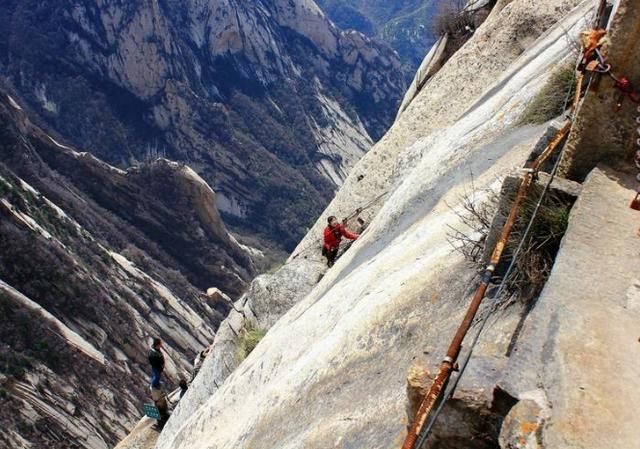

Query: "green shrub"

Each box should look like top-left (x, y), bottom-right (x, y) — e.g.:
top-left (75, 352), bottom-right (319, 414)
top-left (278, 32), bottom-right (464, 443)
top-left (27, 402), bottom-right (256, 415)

top-left (235, 321), bottom-right (266, 363)
top-left (518, 64), bottom-right (577, 125)
top-left (447, 182), bottom-right (573, 299)
top-left (0, 179), bottom-right (10, 196)
top-left (505, 186), bottom-right (573, 295)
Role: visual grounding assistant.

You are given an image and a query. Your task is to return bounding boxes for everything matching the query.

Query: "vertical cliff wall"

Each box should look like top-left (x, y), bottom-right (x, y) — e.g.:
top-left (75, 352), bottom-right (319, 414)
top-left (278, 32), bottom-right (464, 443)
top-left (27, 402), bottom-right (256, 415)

top-left (149, 1), bottom-right (599, 449)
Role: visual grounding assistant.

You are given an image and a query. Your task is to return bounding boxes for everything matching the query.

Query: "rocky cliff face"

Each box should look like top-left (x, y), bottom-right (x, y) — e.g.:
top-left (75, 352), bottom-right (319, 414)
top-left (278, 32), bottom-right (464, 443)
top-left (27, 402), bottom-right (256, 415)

top-left (0, 90), bottom-right (255, 449)
top-left (499, 167), bottom-right (640, 449)
top-left (140, 1), bottom-right (640, 449)
top-left (315, 0), bottom-right (440, 78)
top-left (0, 0), bottom-right (406, 250)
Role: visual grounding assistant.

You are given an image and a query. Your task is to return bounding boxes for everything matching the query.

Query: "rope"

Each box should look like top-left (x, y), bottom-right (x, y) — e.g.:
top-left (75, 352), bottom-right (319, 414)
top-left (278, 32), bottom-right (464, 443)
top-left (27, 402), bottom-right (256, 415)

top-left (413, 48), bottom-right (591, 449)
top-left (290, 190), bottom-right (388, 260)
top-left (579, 25), bottom-right (640, 205)
top-left (342, 191), bottom-right (389, 223)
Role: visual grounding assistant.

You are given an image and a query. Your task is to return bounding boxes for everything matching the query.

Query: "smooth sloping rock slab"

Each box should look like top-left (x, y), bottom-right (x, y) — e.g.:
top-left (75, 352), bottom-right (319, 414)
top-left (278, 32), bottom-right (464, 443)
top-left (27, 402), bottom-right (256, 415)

top-left (113, 418), bottom-right (159, 449)
top-left (501, 167), bottom-right (640, 449)
top-left (154, 2), bottom-right (593, 447)
top-left (155, 257), bottom-right (325, 442)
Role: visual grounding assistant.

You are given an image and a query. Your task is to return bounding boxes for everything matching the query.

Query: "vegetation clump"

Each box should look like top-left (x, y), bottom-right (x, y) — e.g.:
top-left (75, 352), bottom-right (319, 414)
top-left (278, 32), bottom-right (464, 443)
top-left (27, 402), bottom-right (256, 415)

top-left (518, 64), bottom-right (577, 125)
top-left (505, 186), bottom-right (572, 295)
top-left (432, 0), bottom-right (495, 61)
top-left (235, 321), bottom-right (267, 363)
top-left (433, 0), bottom-right (477, 36)
top-left (448, 181), bottom-right (573, 299)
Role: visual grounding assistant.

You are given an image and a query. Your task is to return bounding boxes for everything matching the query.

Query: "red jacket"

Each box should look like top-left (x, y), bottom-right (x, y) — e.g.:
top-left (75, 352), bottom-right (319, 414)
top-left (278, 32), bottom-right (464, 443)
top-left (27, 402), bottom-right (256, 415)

top-left (323, 224), bottom-right (358, 250)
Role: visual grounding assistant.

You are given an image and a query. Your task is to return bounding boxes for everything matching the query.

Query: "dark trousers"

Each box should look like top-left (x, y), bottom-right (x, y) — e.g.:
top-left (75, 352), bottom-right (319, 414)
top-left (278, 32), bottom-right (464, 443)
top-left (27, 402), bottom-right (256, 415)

top-left (325, 247), bottom-right (339, 267)
top-left (151, 368), bottom-right (162, 389)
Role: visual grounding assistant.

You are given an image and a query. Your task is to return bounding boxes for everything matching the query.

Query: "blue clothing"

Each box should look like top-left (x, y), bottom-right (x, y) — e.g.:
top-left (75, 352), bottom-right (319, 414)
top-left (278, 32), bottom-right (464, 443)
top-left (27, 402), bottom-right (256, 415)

top-left (151, 367), bottom-right (162, 389)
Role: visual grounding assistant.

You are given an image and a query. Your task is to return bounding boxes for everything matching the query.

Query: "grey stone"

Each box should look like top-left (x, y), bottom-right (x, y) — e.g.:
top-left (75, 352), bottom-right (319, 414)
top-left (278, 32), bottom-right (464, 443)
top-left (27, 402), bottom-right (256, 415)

top-left (500, 167), bottom-right (640, 448)
top-left (560, 0), bottom-right (640, 181)
top-left (156, 257), bottom-right (325, 442)
top-left (499, 392), bottom-right (549, 449)
top-left (242, 258), bottom-right (327, 329)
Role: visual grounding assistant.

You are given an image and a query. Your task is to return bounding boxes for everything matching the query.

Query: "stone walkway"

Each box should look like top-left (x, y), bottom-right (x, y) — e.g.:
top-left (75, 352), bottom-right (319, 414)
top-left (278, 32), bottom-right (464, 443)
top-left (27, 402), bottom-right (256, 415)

top-left (502, 167), bottom-right (640, 448)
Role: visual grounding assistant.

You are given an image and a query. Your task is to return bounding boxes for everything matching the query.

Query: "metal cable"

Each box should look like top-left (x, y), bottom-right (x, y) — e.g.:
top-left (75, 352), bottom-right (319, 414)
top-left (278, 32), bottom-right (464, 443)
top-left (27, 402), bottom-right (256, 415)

top-left (415, 59), bottom-right (592, 449)
top-left (290, 191), bottom-right (388, 260)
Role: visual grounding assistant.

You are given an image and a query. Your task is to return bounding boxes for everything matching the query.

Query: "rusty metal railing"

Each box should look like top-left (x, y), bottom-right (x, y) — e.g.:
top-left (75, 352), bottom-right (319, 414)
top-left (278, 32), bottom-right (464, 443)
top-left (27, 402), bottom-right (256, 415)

top-left (400, 2), bottom-right (624, 447)
top-left (400, 121), bottom-right (571, 449)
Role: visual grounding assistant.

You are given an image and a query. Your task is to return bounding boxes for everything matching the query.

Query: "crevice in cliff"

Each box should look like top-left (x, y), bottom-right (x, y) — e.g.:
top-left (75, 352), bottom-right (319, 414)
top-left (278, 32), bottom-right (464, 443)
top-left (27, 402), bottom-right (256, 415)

top-left (433, 0), bottom-right (497, 66)
top-left (407, 124), bottom-right (582, 449)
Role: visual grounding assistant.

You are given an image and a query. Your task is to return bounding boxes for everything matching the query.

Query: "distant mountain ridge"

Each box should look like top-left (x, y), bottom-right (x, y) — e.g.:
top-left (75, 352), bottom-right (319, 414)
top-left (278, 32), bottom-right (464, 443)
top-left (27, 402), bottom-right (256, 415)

top-left (0, 0), bottom-right (406, 250)
top-left (314, 0), bottom-right (440, 78)
top-left (0, 88), bottom-right (254, 448)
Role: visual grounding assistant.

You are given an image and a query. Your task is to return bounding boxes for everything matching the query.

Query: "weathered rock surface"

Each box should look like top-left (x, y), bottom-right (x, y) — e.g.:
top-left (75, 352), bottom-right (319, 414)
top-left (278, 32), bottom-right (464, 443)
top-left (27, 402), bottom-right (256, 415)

top-left (150, 3), bottom-right (596, 448)
top-left (0, 91), bottom-right (249, 449)
top-left (157, 257), bottom-right (325, 442)
top-left (290, 0), bottom-right (587, 260)
top-left (499, 390), bottom-right (550, 449)
top-left (241, 258), bottom-right (326, 329)
top-left (560, 0), bottom-right (640, 180)
top-left (0, 0), bottom-right (406, 250)
top-left (113, 255), bottom-right (325, 449)
top-left (396, 34), bottom-right (449, 121)
top-left (499, 167), bottom-right (640, 449)
top-left (113, 419), bottom-right (161, 449)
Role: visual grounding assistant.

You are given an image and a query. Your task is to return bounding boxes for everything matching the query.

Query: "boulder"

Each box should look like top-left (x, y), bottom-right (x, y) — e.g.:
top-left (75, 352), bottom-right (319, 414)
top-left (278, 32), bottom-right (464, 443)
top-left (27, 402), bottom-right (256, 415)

top-left (499, 390), bottom-right (551, 449)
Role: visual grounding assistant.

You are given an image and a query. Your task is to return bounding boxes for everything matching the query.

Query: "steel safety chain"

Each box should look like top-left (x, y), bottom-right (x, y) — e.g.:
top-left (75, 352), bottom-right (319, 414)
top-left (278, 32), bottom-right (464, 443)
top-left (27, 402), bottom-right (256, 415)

top-left (580, 29), bottom-right (640, 211)
top-left (580, 30), bottom-right (640, 109)
top-left (403, 22), bottom-right (596, 449)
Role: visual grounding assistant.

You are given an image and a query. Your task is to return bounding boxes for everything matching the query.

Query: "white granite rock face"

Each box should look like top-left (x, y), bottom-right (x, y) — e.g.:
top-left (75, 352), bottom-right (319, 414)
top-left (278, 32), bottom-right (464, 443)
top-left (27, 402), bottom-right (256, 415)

top-left (153, 2), bottom-right (596, 449)
top-left (156, 257), bottom-right (326, 442)
top-left (290, 0), bottom-right (587, 260)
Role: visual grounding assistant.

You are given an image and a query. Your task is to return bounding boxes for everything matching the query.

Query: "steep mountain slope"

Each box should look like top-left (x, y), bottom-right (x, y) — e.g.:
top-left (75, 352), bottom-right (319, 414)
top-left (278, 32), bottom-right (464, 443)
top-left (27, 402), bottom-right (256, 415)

top-left (0, 91), bottom-right (254, 449)
top-left (143, 1), bottom-right (638, 449)
top-left (315, 0), bottom-right (440, 77)
top-left (0, 0), bottom-right (405, 250)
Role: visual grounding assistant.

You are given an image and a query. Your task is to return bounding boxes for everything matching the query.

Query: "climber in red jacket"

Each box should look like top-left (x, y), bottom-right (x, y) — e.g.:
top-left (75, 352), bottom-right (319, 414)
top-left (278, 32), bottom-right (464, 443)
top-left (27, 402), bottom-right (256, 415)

top-left (322, 215), bottom-right (359, 267)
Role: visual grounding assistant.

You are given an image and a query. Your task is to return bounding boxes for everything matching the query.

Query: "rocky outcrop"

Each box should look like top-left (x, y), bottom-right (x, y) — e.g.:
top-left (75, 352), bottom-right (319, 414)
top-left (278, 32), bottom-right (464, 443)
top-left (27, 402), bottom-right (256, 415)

top-left (0, 0), bottom-right (406, 251)
top-left (396, 34), bottom-right (449, 121)
top-left (315, 0), bottom-right (441, 79)
top-left (113, 256), bottom-right (325, 449)
top-left (149, 2), bottom-right (599, 448)
top-left (2, 95), bottom-right (254, 296)
top-left (157, 257), bottom-right (324, 443)
top-left (560, 0), bottom-right (640, 180)
top-left (290, 0), bottom-right (587, 260)
top-left (499, 167), bottom-right (640, 449)
top-left (499, 390), bottom-right (551, 449)
top-left (0, 91), bottom-right (253, 449)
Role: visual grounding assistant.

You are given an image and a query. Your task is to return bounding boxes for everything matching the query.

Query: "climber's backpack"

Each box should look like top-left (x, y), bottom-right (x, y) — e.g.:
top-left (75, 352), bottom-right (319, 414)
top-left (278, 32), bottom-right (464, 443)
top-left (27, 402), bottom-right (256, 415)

top-left (143, 403), bottom-right (162, 420)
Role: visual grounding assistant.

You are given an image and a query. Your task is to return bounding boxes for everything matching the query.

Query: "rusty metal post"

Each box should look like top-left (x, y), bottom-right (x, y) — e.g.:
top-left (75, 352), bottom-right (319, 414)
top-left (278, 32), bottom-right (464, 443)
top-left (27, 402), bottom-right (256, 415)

top-left (400, 123), bottom-right (571, 449)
